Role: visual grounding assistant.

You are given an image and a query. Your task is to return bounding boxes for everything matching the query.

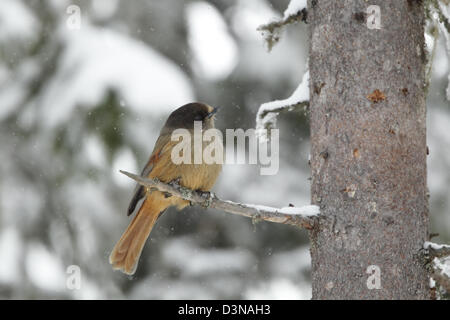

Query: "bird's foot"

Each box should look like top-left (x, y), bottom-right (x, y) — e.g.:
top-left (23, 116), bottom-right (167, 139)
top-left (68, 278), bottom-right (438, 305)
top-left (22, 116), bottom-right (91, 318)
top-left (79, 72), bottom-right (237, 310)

top-left (196, 190), bottom-right (214, 208)
top-left (168, 177), bottom-right (182, 188)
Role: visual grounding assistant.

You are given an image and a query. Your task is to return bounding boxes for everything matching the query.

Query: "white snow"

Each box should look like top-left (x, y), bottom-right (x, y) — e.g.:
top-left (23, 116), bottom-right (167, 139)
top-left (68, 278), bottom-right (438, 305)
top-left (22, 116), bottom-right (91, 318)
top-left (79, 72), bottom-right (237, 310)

top-left (0, 228), bottom-right (23, 284)
top-left (111, 148), bottom-right (138, 187)
top-left (427, 242), bottom-right (450, 289)
top-left (254, 0), bottom-right (306, 30)
top-left (25, 244), bottom-right (66, 292)
top-left (71, 277), bottom-right (103, 300)
top-left (429, 277), bottom-right (436, 289)
top-left (258, 70), bottom-right (309, 113)
top-left (231, 0), bottom-right (308, 86)
top-left (245, 202), bottom-right (319, 217)
top-left (91, 0), bottom-right (119, 20)
top-left (39, 23), bottom-right (194, 128)
top-left (0, 0), bottom-right (38, 41)
top-left (267, 246), bottom-right (311, 277)
top-left (231, 0), bottom-right (280, 41)
top-left (279, 205), bottom-right (320, 216)
top-left (82, 134), bottom-right (108, 168)
top-left (244, 278), bottom-right (311, 299)
top-left (256, 70), bottom-right (309, 138)
top-left (161, 237), bottom-right (255, 277)
top-left (424, 32), bottom-right (436, 58)
top-left (186, 2), bottom-right (238, 81)
top-left (424, 241), bottom-right (450, 250)
top-left (433, 257), bottom-right (450, 277)
top-left (283, 0), bottom-right (307, 19)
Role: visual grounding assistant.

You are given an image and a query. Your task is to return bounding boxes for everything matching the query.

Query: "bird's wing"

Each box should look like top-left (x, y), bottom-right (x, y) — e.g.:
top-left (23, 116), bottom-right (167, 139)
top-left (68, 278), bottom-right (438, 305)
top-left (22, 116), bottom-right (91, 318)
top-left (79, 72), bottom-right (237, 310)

top-left (126, 134), bottom-right (170, 216)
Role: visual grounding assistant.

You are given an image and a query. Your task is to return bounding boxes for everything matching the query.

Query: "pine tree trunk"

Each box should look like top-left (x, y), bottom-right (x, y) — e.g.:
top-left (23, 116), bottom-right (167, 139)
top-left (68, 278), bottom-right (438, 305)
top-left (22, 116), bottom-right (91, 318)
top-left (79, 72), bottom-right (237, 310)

top-left (308, 0), bottom-right (430, 299)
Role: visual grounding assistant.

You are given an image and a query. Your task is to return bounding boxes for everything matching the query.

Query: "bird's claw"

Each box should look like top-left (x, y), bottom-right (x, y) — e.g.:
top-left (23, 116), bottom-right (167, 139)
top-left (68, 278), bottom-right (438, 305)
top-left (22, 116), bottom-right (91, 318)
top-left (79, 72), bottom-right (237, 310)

top-left (197, 190), bottom-right (213, 208)
top-left (169, 177), bottom-right (181, 188)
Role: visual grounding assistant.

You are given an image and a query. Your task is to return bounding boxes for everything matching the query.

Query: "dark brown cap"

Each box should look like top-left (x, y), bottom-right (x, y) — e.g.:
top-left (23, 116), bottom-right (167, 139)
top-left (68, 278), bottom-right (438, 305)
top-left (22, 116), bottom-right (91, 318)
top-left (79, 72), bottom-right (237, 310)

top-left (163, 102), bottom-right (216, 130)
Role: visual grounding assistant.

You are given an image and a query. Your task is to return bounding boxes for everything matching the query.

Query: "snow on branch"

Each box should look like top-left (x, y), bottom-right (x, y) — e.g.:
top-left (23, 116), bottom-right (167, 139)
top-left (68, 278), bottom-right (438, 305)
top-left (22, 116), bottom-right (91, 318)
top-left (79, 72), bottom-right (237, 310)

top-left (257, 0), bottom-right (307, 51)
top-left (431, 257), bottom-right (450, 293)
top-left (120, 170), bottom-right (319, 230)
top-left (256, 70), bottom-right (309, 140)
top-left (425, 242), bottom-right (450, 295)
top-left (424, 241), bottom-right (450, 259)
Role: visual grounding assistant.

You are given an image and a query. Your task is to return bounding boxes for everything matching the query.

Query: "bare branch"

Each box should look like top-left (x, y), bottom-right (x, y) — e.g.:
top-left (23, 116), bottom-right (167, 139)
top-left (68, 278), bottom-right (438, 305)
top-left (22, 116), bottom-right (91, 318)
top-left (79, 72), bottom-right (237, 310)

top-left (120, 170), bottom-right (319, 230)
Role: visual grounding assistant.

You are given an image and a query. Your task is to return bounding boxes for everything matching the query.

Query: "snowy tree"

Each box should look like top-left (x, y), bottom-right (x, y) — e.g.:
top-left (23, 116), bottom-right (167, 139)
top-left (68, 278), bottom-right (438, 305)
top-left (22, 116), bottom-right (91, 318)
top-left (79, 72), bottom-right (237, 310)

top-left (253, 0), bottom-right (450, 299)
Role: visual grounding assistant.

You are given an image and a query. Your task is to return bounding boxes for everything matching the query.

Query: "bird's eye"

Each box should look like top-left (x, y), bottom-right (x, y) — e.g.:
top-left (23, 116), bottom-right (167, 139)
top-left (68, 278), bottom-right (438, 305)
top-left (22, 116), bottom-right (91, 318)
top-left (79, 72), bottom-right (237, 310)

top-left (194, 114), bottom-right (203, 121)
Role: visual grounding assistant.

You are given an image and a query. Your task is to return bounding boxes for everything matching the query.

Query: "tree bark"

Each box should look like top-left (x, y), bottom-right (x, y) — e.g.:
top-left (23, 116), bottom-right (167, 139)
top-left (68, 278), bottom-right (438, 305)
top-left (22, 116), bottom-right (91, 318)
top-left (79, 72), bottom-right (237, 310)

top-left (308, 0), bottom-right (430, 299)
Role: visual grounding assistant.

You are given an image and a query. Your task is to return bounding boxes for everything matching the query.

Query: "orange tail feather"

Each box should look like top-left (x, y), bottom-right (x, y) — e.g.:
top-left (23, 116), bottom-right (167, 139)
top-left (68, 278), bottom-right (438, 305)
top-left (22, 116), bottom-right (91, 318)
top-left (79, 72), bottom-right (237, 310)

top-left (109, 195), bottom-right (166, 275)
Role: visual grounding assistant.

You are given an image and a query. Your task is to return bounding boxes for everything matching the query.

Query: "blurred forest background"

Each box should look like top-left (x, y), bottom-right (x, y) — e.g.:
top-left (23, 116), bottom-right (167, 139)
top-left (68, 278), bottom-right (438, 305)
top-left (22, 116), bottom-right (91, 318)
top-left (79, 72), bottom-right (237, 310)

top-left (0, 0), bottom-right (448, 299)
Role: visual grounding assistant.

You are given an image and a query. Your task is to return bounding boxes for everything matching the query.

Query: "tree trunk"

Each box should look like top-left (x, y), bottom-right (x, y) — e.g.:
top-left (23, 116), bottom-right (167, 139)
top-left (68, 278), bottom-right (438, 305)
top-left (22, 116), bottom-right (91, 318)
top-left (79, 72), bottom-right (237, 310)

top-left (308, 0), bottom-right (430, 299)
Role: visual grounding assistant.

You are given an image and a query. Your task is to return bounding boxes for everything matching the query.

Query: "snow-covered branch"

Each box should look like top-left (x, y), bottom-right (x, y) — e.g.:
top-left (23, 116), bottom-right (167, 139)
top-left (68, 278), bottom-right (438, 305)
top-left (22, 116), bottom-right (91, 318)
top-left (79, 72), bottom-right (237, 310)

top-left (424, 241), bottom-right (450, 259)
top-left (120, 170), bottom-right (319, 230)
top-left (257, 0), bottom-right (307, 51)
top-left (256, 71), bottom-right (309, 140)
top-left (431, 257), bottom-right (450, 294)
top-left (425, 242), bottom-right (450, 296)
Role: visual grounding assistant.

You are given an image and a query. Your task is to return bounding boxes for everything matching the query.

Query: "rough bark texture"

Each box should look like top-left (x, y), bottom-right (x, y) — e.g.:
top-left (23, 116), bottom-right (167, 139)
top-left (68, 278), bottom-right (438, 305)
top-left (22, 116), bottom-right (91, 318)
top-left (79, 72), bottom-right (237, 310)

top-left (308, 0), bottom-right (430, 299)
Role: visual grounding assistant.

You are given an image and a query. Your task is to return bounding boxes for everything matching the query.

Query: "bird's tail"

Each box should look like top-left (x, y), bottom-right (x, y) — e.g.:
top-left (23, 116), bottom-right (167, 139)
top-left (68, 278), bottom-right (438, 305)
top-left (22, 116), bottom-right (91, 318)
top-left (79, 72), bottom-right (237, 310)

top-left (109, 195), bottom-right (166, 275)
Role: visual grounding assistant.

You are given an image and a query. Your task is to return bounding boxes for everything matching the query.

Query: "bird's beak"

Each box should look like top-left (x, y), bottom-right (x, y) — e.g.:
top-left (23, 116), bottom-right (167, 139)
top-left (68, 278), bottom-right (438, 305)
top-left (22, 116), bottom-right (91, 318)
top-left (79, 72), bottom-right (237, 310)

top-left (206, 106), bottom-right (220, 119)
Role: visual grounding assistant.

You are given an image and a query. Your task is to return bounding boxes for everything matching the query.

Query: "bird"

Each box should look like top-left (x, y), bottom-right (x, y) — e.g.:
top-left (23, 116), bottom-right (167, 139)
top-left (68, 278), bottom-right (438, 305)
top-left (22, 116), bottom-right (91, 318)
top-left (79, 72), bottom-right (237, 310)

top-left (109, 102), bottom-right (222, 275)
